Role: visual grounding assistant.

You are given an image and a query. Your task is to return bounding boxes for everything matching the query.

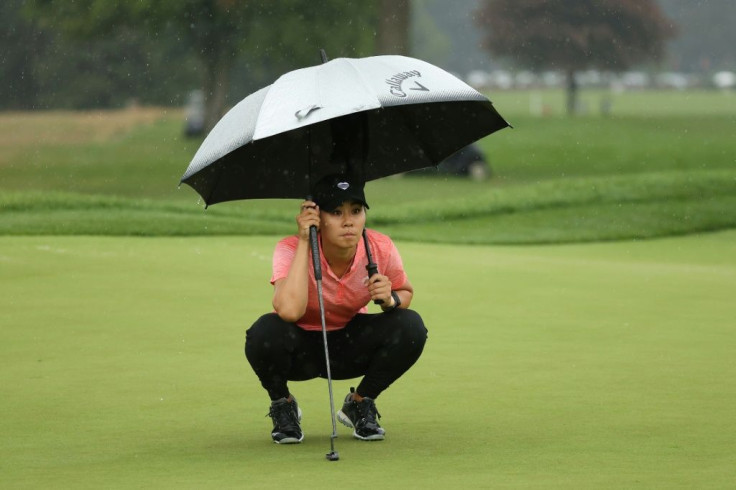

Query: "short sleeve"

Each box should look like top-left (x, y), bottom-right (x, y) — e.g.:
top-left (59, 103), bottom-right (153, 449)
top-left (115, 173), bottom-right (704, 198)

top-left (271, 236), bottom-right (298, 285)
top-left (384, 241), bottom-right (407, 290)
top-left (368, 230), bottom-right (407, 290)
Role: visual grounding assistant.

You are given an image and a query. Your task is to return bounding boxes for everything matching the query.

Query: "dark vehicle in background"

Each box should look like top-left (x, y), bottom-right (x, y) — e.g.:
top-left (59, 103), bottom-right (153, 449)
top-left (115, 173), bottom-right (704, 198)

top-left (407, 143), bottom-right (491, 180)
top-left (438, 143), bottom-right (491, 180)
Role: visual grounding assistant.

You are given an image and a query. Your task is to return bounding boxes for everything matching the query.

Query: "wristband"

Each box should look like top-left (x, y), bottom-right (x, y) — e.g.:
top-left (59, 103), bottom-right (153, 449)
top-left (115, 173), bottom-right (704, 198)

top-left (384, 291), bottom-right (401, 312)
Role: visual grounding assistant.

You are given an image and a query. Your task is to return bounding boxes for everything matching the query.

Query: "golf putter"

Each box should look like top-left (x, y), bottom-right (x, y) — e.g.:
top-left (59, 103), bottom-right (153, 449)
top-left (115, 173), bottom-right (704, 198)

top-left (307, 207), bottom-right (340, 462)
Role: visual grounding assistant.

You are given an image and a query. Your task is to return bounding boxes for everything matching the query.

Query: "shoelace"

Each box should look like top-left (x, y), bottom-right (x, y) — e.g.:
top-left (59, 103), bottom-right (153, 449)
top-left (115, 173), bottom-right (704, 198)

top-left (356, 398), bottom-right (381, 428)
top-left (267, 402), bottom-right (299, 431)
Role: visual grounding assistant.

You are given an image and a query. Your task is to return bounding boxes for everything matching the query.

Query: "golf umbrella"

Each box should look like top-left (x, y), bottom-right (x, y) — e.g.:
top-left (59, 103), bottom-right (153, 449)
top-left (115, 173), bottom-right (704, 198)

top-left (180, 54), bottom-right (509, 461)
top-left (180, 54), bottom-right (509, 205)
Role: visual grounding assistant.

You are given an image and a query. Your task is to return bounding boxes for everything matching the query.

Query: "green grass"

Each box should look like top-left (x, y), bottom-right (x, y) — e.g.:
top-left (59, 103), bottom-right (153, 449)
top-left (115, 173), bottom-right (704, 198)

top-left (1, 232), bottom-right (734, 488)
top-left (480, 114), bottom-right (735, 183)
top-left (3, 167), bottom-right (735, 242)
top-left (487, 88), bottom-right (736, 117)
top-left (1, 91), bottom-right (735, 487)
top-left (0, 115), bottom-right (197, 201)
top-left (1, 89), bottom-right (735, 243)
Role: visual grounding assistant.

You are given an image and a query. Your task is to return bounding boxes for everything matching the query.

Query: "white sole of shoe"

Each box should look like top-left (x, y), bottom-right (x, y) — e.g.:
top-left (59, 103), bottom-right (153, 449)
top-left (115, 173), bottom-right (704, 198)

top-left (337, 410), bottom-right (385, 441)
top-left (273, 434), bottom-right (304, 444)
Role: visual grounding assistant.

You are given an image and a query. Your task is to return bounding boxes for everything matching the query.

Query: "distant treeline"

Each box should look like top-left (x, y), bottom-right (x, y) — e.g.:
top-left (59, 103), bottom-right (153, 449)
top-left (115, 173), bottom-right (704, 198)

top-left (0, 0), bottom-right (381, 111)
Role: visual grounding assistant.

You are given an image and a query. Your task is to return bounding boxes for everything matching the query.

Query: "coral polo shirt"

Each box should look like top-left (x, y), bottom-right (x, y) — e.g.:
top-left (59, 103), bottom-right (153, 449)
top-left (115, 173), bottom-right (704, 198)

top-left (270, 229), bottom-right (408, 331)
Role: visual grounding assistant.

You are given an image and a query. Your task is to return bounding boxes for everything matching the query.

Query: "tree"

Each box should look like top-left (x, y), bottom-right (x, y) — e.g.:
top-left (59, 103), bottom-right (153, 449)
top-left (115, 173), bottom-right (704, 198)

top-left (26, 0), bottom-right (377, 129)
top-left (375, 0), bottom-right (410, 55)
top-left (1, 0), bottom-right (51, 109)
top-left (475, 0), bottom-right (676, 114)
top-left (26, 0), bottom-right (242, 123)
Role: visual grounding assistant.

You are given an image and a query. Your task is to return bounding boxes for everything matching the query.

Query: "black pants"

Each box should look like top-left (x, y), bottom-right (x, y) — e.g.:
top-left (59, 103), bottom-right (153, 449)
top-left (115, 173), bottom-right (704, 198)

top-left (245, 309), bottom-right (427, 400)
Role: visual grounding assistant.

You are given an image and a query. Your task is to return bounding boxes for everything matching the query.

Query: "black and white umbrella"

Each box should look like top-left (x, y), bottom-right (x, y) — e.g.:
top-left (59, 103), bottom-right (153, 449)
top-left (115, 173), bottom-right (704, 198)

top-left (180, 54), bottom-right (509, 205)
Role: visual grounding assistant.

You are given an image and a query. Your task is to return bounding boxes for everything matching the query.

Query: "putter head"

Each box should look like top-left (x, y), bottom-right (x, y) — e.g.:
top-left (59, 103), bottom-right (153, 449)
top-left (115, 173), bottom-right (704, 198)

top-left (326, 451), bottom-right (340, 461)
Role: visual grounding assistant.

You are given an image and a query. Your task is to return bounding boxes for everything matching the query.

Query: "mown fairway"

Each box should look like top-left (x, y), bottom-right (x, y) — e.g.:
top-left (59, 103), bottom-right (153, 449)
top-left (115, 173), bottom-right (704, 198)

top-left (1, 232), bottom-right (734, 488)
top-left (1, 89), bottom-right (735, 488)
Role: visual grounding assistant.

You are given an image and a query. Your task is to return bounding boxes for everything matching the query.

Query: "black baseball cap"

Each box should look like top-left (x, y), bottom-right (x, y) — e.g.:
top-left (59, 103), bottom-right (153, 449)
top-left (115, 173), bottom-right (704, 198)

top-left (311, 174), bottom-right (369, 212)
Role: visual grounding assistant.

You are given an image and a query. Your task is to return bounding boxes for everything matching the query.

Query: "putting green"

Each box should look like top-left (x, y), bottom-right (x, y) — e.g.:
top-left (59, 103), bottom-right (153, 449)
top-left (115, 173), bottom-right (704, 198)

top-left (1, 232), bottom-right (734, 488)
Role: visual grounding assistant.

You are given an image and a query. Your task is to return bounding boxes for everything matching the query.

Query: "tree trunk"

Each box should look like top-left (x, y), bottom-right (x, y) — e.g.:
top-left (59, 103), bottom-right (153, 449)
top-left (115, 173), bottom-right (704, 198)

top-left (203, 53), bottom-right (231, 133)
top-left (376, 0), bottom-right (410, 55)
top-left (566, 69), bottom-right (578, 116)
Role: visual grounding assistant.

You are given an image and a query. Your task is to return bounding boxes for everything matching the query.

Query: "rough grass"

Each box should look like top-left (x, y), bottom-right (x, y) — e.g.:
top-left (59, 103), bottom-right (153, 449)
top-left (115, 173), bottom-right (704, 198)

top-left (0, 107), bottom-right (177, 167)
top-left (1, 90), bottom-right (734, 244)
top-left (0, 107), bottom-right (171, 149)
top-left (3, 167), bottom-right (736, 243)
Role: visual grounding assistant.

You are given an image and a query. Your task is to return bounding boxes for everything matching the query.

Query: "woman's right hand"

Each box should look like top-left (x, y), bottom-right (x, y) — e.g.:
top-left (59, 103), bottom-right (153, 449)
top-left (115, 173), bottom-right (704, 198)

top-left (296, 200), bottom-right (320, 241)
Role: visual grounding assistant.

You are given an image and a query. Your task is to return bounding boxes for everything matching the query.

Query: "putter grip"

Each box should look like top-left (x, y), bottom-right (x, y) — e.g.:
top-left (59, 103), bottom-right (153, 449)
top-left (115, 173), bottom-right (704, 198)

top-left (366, 262), bottom-right (384, 305)
top-left (309, 225), bottom-right (322, 281)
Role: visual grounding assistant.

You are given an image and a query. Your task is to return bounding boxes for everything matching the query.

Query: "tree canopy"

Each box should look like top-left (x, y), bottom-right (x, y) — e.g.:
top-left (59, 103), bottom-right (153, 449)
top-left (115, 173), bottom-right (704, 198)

top-left (476, 0), bottom-right (676, 113)
top-left (16, 0), bottom-right (378, 127)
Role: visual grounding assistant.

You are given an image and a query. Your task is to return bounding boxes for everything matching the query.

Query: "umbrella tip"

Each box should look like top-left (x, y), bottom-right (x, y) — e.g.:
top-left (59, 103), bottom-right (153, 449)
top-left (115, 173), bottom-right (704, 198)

top-left (319, 49), bottom-right (328, 64)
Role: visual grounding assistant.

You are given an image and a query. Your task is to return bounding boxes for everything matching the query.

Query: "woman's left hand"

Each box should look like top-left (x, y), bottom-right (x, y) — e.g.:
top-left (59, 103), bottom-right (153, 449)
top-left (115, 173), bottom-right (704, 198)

top-left (365, 274), bottom-right (392, 304)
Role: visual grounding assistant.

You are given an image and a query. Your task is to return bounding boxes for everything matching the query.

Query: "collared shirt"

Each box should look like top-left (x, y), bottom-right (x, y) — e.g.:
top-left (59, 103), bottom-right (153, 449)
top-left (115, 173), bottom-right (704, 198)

top-left (270, 229), bottom-right (408, 331)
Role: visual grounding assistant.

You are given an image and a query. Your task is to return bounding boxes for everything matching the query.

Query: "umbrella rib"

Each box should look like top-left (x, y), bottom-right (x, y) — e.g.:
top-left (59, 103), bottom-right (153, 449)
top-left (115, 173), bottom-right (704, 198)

top-left (343, 59), bottom-right (381, 108)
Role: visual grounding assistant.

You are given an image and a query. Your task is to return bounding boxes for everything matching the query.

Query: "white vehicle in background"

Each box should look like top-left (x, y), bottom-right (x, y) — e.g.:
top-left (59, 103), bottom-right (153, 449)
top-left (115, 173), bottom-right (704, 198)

top-left (713, 71), bottom-right (735, 90)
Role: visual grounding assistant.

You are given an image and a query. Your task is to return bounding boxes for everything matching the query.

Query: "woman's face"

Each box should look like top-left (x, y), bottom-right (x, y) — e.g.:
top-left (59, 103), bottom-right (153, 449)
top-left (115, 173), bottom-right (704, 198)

top-left (319, 200), bottom-right (366, 249)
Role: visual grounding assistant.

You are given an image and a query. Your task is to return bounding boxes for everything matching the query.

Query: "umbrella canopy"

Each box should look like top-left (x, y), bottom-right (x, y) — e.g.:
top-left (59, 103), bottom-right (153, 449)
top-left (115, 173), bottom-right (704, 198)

top-left (180, 55), bottom-right (510, 206)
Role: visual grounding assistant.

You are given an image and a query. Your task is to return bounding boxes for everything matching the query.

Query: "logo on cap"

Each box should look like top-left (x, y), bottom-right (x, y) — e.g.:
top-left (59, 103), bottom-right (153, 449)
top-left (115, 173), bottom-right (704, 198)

top-left (337, 182), bottom-right (350, 190)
